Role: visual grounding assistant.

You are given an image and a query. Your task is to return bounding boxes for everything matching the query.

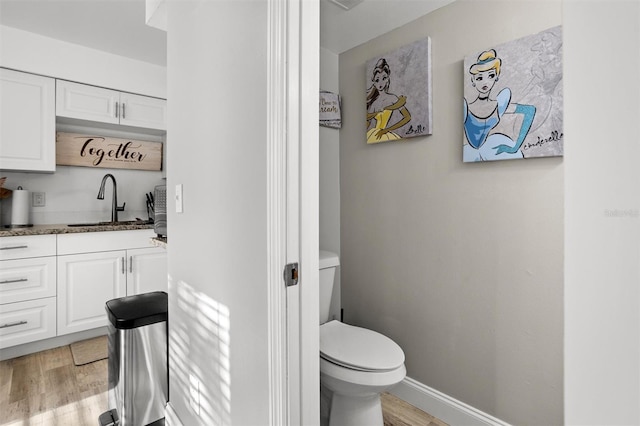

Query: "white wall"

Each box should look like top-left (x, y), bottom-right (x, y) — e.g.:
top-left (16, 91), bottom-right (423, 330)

top-left (339, 1), bottom-right (562, 424)
top-left (166, 1), bottom-right (270, 424)
top-left (320, 47), bottom-right (341, 320)
top-left (0, 26), bottom-right (166, 225)
top-left (0, 25), bottom-right (166, 98)
top-left (564, 1), bottom-right (640, 423)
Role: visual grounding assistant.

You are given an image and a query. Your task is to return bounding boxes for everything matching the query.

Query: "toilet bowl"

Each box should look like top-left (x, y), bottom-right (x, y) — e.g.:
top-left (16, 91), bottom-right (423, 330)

top-left (319, 251), bottom-right (406, 426)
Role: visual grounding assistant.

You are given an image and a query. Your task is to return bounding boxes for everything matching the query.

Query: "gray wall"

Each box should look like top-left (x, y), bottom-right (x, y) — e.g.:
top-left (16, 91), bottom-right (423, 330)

top-left (339, 1), bottom-right (562, 424)
top-left (320, 47), bottom-right (342, 321)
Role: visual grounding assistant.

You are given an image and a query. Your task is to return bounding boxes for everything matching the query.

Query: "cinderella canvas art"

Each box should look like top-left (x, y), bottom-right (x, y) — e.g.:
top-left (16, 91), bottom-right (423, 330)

top-left (463, 26), bottom-right (563, 162)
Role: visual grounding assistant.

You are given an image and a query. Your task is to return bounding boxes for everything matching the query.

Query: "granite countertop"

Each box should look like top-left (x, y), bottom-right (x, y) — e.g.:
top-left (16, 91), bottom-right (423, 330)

top-left (0, 221), bottom-right (154, 237)
top-left (150, 236), bottom-right (167, 248)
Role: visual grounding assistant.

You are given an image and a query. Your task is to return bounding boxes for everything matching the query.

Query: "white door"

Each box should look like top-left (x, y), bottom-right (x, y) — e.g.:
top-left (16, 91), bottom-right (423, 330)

top-left (127, 247), bottom-right (168, 295)
top-left (162, 1), bottom-right (318, 424)
top-left (57, 250), bottom-right (127, 335)
top-left (119, 92), bottom-right (167, 130)
top-left (0, 68), bottom-right (56, 172)
top-left (266, 0), bottom-right (319, 423)
top-left (282, 0), bottom-right (320, 424)
top-left (56, 80), bottom-right (120, 124)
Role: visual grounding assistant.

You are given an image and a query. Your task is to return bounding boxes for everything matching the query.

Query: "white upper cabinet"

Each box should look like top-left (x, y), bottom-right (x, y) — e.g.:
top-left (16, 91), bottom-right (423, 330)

top-left (56, 80), bottom-right (166, 131)
top-left (0, 68), bottom-right (56, 172)
top-left (55, 80), bottom-right (119, 125)
top-left (119, 92), bottom-right (166, 130)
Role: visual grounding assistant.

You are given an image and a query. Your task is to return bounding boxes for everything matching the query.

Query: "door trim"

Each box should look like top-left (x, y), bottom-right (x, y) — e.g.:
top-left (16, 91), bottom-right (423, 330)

top-left (267, 0), bottom-right (320, 426)
top-left (266, 0), bottom-right (292, 424)
top-left (266, 0), bottom-right (320, 425)
top-left (298, 0), bottom-right (320, 424)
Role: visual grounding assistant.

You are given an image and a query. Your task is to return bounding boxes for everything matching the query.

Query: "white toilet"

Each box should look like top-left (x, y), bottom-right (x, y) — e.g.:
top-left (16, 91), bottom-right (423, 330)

top-left (319, 250), bottom-right (406, 426)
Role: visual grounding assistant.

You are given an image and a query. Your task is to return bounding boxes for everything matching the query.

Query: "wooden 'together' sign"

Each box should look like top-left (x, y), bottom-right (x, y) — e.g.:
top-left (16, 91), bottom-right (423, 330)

top-left (56, 132), bottom-right (162, 171)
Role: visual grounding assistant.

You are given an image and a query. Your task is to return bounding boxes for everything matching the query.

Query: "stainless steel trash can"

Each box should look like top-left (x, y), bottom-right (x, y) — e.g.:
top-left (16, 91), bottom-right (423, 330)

top-left (99, 291), bottom-right (168, 426)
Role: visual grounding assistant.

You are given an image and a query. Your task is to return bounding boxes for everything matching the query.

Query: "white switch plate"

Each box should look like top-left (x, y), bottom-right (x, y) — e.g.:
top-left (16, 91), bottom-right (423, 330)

top-left (188, 373), bottom-right (200, 415)
top-left (32, 192), bottom-right (46, 207)
top-left (175, 184), bottom-right (183, 213)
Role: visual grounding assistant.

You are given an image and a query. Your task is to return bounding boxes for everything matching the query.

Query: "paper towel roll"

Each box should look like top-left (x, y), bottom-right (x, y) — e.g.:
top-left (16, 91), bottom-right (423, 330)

top-left (11, 188), bottom-right (30, 226)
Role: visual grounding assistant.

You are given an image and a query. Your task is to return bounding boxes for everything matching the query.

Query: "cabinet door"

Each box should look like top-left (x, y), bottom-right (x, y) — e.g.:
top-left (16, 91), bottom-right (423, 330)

top-left (56, 80), bottom-right (119, 125)
top-left (0, 68), bottom-right (55, 172)
top-left (57, 250), bottom-right (126, 335)
top-left (127, 247), bottom-right (167, 295)
top-left (119, 92), bottom-right (166, 131)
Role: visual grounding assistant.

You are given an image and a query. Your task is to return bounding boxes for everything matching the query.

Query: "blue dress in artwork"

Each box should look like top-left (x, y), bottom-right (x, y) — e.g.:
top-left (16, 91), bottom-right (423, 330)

top-left (463, 88), bottom-right (525, 162)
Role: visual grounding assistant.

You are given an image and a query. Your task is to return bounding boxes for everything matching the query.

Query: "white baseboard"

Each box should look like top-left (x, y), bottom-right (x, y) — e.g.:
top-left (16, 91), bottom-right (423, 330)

top-left (390, 377), bottom-right (511, 426)
top-left (0, 327), bottom-right (107, 361)
top-left (165, 402), bottom-right (184, 426)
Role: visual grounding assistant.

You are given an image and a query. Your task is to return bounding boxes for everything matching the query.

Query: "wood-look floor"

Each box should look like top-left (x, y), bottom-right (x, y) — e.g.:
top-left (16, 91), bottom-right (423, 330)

top-left (1, 345), bottom-right (447, 426)
top-left (382, 392), bottom-right (448, 426)
top-left (0, 345), bottom-right (107, 425)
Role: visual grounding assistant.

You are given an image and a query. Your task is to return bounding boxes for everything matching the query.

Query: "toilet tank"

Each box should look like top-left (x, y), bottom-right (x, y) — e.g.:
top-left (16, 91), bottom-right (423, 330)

top-left (319, 250), bottom-right (339, 324)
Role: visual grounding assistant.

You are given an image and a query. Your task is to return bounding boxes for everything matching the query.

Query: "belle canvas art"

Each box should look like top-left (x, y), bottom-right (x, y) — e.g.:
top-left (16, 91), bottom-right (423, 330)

top-left (365, 38), bottom-right (432, 144)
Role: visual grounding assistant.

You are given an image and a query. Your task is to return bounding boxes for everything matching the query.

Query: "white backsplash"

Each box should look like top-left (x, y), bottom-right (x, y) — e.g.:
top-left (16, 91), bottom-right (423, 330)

top-left (1, 165), bottom-right (164, 226)
top-left (1, 121), bottom-right (166, 226)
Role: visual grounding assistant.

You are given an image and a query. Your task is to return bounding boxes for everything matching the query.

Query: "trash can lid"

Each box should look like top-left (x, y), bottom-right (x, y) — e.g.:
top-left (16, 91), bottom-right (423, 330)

top-left (105, 291), bottom-right (168, 329)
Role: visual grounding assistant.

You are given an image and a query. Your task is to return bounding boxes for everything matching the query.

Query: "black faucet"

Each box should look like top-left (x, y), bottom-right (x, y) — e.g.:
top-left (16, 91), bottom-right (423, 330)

top-left (97, 174), bottom-right (125, 223)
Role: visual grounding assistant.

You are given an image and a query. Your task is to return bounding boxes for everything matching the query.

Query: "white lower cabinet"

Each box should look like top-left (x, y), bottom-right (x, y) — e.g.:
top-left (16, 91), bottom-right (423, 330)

top-left (127, 247), bottom-right (168, 296)
top-left (0, 235), bottom-right (57, 349)
top-left (57, 250), bottom-right (127, 336)
top-left (0, 230), bottom-right (167, 345)
top-left (0, 298), bottom-right (57, 348)
top-left (56, 230), bottom-right (167, 336)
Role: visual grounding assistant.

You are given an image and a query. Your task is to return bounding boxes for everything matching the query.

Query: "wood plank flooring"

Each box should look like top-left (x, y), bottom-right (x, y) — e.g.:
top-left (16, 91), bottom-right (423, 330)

top-left (1, 344), bottom-right (447, 426)
top-left (382, 392), bottom-right (448, 426)
top-left (0, 345), bottom-right (107, 426)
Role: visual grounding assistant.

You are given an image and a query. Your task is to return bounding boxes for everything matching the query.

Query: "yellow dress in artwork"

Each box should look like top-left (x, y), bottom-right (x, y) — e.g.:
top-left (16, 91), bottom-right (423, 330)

top-left (366, 109), bottom-right (402, 143)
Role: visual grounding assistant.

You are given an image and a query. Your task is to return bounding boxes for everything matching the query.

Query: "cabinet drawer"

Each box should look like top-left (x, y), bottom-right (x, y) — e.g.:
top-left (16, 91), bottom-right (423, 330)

top-left (0, 297), bottom-right (56, 349)
top-left (0, 235), bottom-right (56, 260)
top-left (57, 229), bottom-right (154, 255)
top-left (0, 257), bottom-right (56, 304)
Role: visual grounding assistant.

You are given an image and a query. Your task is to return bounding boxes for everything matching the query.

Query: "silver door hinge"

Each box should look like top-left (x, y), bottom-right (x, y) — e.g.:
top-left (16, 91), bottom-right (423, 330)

top-left (284, 263), bottom-right (299, 287)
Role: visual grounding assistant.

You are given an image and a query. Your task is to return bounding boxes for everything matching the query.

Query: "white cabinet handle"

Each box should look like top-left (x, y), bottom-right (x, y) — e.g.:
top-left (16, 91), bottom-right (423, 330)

top-left (122, 257), bottom-right (125, 274)
top-left (0, 245), bottom-right (28, 251)
top-left (122, 103), bottom-right (126, 119)
top-left (0, 278), bottom-right (28, 285)
top-left (0, 320), bottom-right (27, 329)
top-left (129, 256), bottom-right (133, 273)
top-left (115, 102), bottom-right (119, 118)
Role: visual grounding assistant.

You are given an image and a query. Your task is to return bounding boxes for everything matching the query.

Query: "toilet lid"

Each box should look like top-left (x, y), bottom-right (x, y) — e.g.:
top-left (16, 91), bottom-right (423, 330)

top-left (320, 321), bottom-right (405, 372)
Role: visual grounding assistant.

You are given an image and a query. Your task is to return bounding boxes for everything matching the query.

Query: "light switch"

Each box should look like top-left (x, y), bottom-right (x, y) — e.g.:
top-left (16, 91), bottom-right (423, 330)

top-left (175, 184), bottom-right (183, 213)
top-left (188, 373), bottom-right (200, 415)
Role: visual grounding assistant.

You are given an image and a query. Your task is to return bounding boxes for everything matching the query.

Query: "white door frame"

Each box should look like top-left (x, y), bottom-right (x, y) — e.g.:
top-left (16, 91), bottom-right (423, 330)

top-left (266, 0), bottom-right (319, 425)
top-left (298, 0), bottom-right (320, 423)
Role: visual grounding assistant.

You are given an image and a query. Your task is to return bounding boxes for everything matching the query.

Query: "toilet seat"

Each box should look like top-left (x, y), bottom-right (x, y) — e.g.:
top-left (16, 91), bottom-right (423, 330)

top-left (320, 320), bottom-right (405, 372)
